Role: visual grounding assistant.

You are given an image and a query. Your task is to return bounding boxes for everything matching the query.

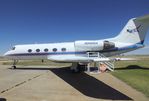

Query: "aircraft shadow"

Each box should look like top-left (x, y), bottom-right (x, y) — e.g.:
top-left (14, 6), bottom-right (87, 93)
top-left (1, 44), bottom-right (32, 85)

top-left (115, 65), bottom-right (149, 70)
top-left (0, 98), bottom-right (7, 101)
top-left (50, 67), bottom-right (132, 100)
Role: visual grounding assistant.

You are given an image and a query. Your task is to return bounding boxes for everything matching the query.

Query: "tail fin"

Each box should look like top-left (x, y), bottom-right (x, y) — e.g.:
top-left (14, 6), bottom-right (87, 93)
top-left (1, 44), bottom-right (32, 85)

top-left (115, 15), bottom-right (149, 44)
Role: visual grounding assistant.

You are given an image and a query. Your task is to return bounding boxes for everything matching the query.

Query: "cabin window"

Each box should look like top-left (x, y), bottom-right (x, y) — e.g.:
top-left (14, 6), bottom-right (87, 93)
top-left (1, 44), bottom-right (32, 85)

top-left (36, 49), bottom-right (40, 52)
top-left (12, 47), bottom-right (16, 50)
top-left (61, 48), bottom-right (66, 52)
top-left (44, 48), bottom-right (49, 52)
top-left (28, 49), bottom-right (32, 53)
top-left (53, 48), bottom-right (57, 52)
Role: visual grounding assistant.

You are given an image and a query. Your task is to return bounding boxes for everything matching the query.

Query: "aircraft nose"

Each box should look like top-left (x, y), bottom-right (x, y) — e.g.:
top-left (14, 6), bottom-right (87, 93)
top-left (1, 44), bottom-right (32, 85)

top-left (4, 51), bottom-right (10, 57)
top-left (4, 51), bottom-right (17, 60)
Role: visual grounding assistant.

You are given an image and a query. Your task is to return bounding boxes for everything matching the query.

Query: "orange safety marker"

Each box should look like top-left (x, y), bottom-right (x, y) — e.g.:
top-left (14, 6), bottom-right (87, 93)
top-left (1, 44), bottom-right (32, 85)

top-left (99, 63), bottom-right (107, 73)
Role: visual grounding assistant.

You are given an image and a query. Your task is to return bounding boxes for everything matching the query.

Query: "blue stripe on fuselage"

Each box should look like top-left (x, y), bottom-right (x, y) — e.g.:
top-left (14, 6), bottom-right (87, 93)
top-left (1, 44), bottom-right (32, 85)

top-left (6, 51), bottom-right (87, 56)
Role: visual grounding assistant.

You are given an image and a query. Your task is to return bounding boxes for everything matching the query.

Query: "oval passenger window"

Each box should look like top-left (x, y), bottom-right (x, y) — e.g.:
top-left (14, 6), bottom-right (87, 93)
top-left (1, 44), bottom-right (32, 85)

top-left (36, 49), bottom-right (40, 52)
top-left (44, 48), bottom-right (49, 52)
top-left (28, 49), bottom-right (32, 53)
top-left (61, 48), bottom-right (66, 52)
top-left (53, 48), bottom-right (57, 52)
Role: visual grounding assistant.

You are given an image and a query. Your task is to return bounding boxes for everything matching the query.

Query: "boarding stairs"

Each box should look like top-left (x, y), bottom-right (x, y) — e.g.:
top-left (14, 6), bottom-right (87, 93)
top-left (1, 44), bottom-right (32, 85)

top-left (87, 52), bottom-right (115, 73)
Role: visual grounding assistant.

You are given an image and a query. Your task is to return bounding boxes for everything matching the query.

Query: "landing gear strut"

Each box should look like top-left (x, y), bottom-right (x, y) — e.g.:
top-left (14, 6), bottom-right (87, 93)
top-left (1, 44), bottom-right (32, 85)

top-left (12, 60), bottom-right (18, 69)
top-left (70, 63), bottom-right (86, 73)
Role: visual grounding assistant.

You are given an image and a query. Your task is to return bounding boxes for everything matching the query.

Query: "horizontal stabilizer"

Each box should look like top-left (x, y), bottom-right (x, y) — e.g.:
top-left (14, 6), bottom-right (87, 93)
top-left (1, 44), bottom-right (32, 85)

top-left (136, 14), bottom-right (149, 22)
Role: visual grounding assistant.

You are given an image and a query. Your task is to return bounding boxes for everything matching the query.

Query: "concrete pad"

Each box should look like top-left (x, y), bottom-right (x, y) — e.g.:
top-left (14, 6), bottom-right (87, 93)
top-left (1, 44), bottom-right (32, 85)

top-left (0, 65), bottom-right (148, 101)
top-left (0, 65), bottom-right (48, 95)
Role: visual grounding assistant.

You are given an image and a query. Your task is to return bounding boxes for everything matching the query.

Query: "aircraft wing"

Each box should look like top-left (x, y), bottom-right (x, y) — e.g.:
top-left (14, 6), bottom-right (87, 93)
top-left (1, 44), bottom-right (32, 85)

top-left (47, 55), bottom-right (138, 63)
top-left (48, 55), bottom-right (93, 62)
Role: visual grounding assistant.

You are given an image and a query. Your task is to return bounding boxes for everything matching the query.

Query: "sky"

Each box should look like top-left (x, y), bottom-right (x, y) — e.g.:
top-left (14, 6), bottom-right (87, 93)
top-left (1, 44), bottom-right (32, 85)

top-left (0, 0), bottom-right (149, 55)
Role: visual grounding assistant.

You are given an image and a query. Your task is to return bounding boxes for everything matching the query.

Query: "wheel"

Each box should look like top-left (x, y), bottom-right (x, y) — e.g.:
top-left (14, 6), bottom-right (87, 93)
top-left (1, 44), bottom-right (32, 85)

top-left (12, 66), bottom-right (16, 69)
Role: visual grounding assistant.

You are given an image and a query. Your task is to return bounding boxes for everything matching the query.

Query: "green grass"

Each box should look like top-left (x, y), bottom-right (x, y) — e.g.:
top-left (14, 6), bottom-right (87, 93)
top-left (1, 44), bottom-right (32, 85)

top-left (111, 60), bottom-right (149, 98)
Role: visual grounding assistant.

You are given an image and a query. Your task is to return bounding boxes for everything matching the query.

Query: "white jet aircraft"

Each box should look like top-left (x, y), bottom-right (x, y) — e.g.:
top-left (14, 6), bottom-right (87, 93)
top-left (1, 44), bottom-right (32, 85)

top-left (4, 15), bottom-right (149, 72)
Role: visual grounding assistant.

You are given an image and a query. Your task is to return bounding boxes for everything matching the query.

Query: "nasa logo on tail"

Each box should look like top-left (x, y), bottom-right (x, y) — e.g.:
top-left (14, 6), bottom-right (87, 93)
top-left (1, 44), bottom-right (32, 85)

top-left (127, 25), bottom-right (141, 33)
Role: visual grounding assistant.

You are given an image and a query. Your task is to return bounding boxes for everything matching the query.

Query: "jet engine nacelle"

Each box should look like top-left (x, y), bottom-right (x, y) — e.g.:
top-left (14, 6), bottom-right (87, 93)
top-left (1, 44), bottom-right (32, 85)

top-left (74, 40), bottom-right (115, 51)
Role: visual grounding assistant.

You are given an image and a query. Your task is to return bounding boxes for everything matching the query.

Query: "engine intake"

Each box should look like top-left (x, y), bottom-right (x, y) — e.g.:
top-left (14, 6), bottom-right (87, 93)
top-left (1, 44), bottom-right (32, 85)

top-left (103, 41), bottom-right (115, 50)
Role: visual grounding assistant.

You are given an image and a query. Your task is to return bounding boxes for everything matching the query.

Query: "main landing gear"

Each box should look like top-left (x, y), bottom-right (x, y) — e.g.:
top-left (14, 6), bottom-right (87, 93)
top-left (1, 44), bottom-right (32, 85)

top-left (70, 63), bottom-right (86, 73)
top-left (12, 60), bottom-right (18, 69)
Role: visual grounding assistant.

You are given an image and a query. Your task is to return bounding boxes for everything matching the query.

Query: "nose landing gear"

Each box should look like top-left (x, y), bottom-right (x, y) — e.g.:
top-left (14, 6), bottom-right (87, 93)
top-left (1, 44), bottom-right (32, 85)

top-left (12, 60), bottom-right (18, 69)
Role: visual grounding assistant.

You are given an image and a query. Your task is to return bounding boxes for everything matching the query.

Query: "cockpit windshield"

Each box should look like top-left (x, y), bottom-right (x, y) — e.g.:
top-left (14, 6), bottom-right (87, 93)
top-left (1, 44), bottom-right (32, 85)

top-left (12, 47), bottom-right (16, 50)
